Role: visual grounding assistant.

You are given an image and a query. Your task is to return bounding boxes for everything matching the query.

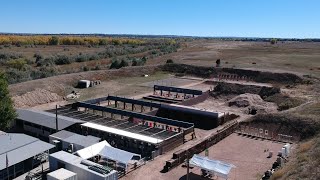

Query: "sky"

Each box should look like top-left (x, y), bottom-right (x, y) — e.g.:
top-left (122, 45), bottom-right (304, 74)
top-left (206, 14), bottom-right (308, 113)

top-left (0, 0), bottom-right (319, 38)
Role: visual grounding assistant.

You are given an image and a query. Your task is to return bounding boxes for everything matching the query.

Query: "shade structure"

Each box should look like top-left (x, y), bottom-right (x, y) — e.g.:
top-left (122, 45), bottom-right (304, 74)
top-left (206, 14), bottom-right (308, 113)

top-left (99, 146), bottom-right (141, 165)
top-left (81, 122), bottom-right (163, 144)
top-left (189, 154), bottom-right (235, 179)
top-left (76, 140), bottom-right (141, 165)
top-left (76, 141), bottom-right (111, 160)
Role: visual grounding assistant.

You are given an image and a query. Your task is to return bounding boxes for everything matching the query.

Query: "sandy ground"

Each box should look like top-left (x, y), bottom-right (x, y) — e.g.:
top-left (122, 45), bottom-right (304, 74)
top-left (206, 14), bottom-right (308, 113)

top-left (121, 133), bottom-right (285, 180)
top-left (140, 77), bottom-right (201, 88)
top-left (196, 134), bottom-right (286, 180)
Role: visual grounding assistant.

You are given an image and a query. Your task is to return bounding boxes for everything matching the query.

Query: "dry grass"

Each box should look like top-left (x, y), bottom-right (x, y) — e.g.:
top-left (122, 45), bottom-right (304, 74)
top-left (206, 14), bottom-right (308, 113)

top-left (265, 93), bottom-right (306, 111)
top-left (151, 40), bottom-right (320, 78)
top-left (271, 135), bottom-right (320, 180)
top-left (298, 140), bottom-right (314, 154)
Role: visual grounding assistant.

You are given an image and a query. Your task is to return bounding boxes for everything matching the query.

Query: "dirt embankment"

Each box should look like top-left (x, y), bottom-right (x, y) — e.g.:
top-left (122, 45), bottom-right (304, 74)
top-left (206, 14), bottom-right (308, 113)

top-left (228, 93), bottom-right (277, 114)
top-left (211, 82), bottom-right (280, 98)
top-left (12, 89), bottom-right (63, 108)
top-left (9, 65), bottom-right (160, 108)
top-left (162, 63), bottom-right (303, 84)
top-left (243, 113), bottom-right (320, 140)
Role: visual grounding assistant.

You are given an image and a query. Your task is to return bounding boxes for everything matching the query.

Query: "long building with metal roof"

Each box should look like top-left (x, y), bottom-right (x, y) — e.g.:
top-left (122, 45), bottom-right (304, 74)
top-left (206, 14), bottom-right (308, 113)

top-left (0, 133), bottom-right (54, 179)
top-left (15, 109), bottom-right (85, 141)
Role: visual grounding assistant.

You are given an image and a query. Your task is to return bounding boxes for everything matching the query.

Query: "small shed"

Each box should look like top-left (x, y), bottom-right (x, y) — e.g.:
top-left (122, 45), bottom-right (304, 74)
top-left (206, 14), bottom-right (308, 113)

top-left (78, 80), bottom-right (91, 88)
top-left (47, 168), bottom-right (77, 180)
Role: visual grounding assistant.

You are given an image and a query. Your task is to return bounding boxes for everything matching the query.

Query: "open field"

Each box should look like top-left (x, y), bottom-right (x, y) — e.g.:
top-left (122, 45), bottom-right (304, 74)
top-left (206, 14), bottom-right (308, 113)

top-left (149, 40), bottom-right (320, 77)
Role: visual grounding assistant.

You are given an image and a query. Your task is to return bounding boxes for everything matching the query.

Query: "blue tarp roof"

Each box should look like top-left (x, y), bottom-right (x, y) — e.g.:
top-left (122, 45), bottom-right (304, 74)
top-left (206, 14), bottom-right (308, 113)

top-left (189, 154), bottom-right (235, 179)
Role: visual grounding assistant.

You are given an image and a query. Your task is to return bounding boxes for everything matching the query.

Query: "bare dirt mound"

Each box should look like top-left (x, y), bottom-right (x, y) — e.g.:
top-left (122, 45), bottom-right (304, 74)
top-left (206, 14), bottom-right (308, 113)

top-left (228, 93), bottom-right (277, 114)
top-left (162, 63), bottom-right (303, 84)
top-left (12, 88), bottom-right (62, 108)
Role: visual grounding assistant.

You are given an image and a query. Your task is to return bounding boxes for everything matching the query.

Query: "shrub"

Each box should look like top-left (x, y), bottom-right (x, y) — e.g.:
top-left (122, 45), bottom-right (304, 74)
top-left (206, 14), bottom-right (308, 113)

top-left (54, 55), bottom-right (72, 65)
top-left (75, 54), bottom-right (88, 62)
top-left (5, 68), bottom-right (31, 84)
top-left (132, 59), bottom-right (138, 66)
top-left (30, 67), bottom-right (57, 80)
top-left (89, 54), bottom-right (99, 61)
top-left (216, 59), bottom-right (221, 67)
top-left (37, 57), bottom-right (55, 67)
top-left (166, 59), bottom-right (174, 64)
top-left (0, 52), bottom-right (23, 61)
top-left (49, 36), bottom-right (59, 45)
top-left (110, 60), bottom-right (120, 69)
top-left (119, 60), bottom-right (129, 68)
top-left (265, 94), bottom-right (305, 111)
top-left (34, 53), bottom-right (43, 64)
top-left (270, 38), bottom-right (277, 45)
top-left (83, 66), bottom-right (89, 71)
top-left (6, 59), bottom-right (27, 70)
top-left (94, 65), bottom-right (101, 70)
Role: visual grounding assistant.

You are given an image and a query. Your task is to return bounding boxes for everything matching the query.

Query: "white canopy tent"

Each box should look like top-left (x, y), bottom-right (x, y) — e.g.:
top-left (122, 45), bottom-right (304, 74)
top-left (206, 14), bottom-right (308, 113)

top-left (76, 140), bottom-right (141, 166)
top-left (76, 140), bottom-right (111, 159)
top-left (189, 154), bottom-right (235, 179)
top-left (99, 146), bottom-right (141, 165)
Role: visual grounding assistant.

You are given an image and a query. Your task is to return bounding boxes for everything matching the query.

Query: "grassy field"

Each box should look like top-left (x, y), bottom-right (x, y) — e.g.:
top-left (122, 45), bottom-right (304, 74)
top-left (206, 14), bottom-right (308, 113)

top-left (148, 40), bottom-right (320, 77)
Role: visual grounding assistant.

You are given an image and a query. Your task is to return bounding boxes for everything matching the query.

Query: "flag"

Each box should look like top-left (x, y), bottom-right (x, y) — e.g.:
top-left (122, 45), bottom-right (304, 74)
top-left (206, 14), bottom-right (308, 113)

top-left (6, 153), bottom-right (9, 168)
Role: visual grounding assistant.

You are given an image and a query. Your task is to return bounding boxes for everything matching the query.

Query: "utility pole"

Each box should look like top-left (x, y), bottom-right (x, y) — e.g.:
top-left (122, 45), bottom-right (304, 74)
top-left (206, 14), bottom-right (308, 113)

top-left (186, 150), bottom-right (190, 180)
top-left (56, 104), bottom-right (58, 131)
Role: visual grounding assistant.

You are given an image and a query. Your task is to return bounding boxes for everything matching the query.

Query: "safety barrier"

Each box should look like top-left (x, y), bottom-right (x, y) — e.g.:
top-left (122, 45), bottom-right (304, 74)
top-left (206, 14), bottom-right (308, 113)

top-left (162, 121), bottom-right (239, 172)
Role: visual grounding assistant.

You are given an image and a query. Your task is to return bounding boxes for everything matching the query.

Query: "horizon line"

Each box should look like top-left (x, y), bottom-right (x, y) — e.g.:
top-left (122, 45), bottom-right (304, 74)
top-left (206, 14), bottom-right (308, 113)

top-left (0, 32), bottom-right (319, 40)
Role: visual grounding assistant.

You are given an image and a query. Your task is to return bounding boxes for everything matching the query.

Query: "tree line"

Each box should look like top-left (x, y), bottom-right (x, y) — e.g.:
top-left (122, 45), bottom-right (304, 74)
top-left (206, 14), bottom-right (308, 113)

top-left (0, 35), bottom-right (145, 46)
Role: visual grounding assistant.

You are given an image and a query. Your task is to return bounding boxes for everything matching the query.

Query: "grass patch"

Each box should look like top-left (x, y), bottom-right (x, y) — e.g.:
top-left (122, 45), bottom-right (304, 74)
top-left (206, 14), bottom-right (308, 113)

top-left (265, 93), bottom-right (305, 111)
top-left (296, 102), bottom-right (320, 116)
top-left (272, 135), bottom-right (320, 179)
top-left (115, 71), bottom-right (170, 85)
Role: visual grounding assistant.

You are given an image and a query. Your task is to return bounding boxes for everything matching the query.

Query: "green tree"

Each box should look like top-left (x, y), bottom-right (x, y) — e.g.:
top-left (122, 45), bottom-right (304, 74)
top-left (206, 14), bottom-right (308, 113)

top-left (110, 60), bottom-right (120, 69)
top-left (132, 59), bottom-right (138, 66)
top-left (216, 59), bottom-right (221, 67)
top-left (49, 36), bottom-right (59, 45)
top-left (0, 72), bottom-right (17, 130)
top-left (270, 38), bottom-right (277, 45)
top-left (166, 59), bottom-right (174, 64)
top-left (119, 60), bottom-right (129, 68)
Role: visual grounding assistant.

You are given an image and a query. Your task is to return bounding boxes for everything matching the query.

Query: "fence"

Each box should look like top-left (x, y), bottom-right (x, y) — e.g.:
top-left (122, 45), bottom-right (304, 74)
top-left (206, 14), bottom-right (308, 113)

top-left (162, 121), bottom-right (239, 172)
